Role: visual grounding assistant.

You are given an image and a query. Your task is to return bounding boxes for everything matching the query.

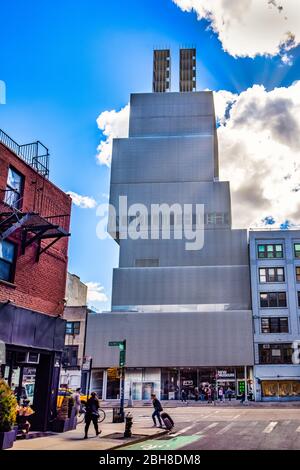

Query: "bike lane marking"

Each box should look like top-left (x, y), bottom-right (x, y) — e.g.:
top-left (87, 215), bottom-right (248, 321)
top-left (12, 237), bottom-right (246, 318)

top-left (120, 435), bottom-right (203, 451)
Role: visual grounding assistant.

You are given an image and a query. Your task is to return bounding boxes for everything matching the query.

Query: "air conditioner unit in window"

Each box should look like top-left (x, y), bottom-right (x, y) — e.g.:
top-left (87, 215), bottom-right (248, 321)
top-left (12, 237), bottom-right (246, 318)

top-left (15, 352), bottom-right (40, 364)
top-left (27, 352), bottom-right (40, 364)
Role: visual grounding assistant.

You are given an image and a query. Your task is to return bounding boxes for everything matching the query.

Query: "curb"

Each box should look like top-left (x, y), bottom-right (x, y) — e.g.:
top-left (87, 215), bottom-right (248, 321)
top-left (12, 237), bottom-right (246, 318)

top-left (105, 429), bottom-right (169, 450)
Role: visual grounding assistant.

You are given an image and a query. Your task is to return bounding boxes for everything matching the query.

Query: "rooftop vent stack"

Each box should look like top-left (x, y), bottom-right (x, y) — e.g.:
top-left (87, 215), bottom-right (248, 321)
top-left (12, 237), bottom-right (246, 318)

top-left (153, 49), bottom-right (171, 93)
top-left (180, 48), bottom-right (196, 92)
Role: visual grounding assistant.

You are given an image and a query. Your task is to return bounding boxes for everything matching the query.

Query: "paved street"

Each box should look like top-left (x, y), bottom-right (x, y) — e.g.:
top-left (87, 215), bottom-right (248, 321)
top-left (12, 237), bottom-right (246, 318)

top-left (122, 406), bottom-right (300, 451)
top-left (9, 404), bottom-right (300, 451)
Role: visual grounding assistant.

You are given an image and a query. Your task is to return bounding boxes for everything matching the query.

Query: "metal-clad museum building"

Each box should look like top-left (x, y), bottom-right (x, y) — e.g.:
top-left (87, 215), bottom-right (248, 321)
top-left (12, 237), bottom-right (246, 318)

top-left (86, 49), bottom-right (254, 400)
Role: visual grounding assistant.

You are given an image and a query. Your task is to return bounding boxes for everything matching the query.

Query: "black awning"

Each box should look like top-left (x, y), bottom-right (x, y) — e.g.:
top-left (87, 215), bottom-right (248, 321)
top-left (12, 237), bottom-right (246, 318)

top-left (0, 302), bottom-right (65, 351)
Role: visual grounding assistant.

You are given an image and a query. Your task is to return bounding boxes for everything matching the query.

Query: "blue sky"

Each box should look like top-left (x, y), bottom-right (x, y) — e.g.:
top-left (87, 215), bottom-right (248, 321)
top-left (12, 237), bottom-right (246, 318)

top-left (1, 0), bottom-right (300, 310)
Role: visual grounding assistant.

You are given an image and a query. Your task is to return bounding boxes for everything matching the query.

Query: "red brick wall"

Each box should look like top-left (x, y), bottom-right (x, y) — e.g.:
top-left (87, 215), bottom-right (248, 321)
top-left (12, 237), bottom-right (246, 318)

top-left (0, 142), bottom-right (72, 316)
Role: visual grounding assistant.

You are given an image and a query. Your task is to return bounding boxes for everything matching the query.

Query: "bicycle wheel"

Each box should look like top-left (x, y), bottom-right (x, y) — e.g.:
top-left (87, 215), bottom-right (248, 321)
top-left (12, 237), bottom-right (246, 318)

top-left (98, 408), bottom-right (106, 423)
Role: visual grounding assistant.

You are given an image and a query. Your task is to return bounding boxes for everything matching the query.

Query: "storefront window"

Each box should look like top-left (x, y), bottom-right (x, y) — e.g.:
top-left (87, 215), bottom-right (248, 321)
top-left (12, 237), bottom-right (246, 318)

top-left (262, 381), bottom-right (278, 397)
top-left (262, 380), bottom-right (300, 399)
top-left (161, 368), bottom-right (179, 400)
top-left (106, 368), bottom-right (120, 399)
top-left (91, 370), bottom-right (103, 398)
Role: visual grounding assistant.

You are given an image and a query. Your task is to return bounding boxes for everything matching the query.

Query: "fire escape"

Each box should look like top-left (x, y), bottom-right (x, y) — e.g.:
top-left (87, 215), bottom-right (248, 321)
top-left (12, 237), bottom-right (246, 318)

top-left (0, 129), bottom-right (70, 261)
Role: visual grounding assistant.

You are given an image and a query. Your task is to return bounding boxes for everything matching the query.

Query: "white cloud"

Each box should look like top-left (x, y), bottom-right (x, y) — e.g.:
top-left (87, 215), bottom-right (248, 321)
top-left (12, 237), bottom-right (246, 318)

top-left (67, 191), bottom-right (97, 209)
top-left (214, 81), bottom-right (300, 228)
top-left (173, 0), bottom-right (300, 60)
top-left (86, 282), bottom-right (109, 303)
top-left (96, 104), bottom-right (130, 166)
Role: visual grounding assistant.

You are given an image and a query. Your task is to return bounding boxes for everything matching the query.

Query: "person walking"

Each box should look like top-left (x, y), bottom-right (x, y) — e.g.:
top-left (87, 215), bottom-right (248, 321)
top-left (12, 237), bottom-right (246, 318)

top-left (72, 388), bottom-right (81, 416)
top-left (226, 386), bottom-right (233, 402)
top-left (181, 389), bottom-right (187, 404)
top-left (151, 393), bottom-right (163, 427)
top-left (207, 386), bottom-right (212, 404)
top-left (84, 392), bottom-right (101, 439)
top-left (218, 386), bottom-right (224, 402)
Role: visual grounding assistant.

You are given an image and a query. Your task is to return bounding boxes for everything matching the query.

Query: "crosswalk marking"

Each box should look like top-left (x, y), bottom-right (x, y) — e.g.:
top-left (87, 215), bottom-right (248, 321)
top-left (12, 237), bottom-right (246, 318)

top-left (263, 421), bottom-right (278, 434)
top-left (216, 422), bottom-right (235, 435)
top-left (238, 421), bottom-right (258, 435)
top-left (196, 422), bottom-right (219, 434)
top-left (296, 426), bottom-right (300, 433)
top-left (170, 425), bottom-right (196, 437)
top-left (232, 414), bottom-right (240, 420)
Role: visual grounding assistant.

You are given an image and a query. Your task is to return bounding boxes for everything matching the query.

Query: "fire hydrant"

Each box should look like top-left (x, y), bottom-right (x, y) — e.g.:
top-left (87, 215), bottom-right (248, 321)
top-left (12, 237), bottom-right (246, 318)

top-left (124, 412), bottom-right (133, 438)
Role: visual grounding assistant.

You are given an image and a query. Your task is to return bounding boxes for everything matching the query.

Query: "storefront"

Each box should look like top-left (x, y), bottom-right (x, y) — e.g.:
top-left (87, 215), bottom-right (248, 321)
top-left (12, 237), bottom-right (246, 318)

top-left (0, 303), bottom-right (65, 430)
top-left (90, 366), bottom-right (252, 401)
top-left (161, 367), bottom-right (251, 400)
top-left (261, 380), bottom-right (300, 400)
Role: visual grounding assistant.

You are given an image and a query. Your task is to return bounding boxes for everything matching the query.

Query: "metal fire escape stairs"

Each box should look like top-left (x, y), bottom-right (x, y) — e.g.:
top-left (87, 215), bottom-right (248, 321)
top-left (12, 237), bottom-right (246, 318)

top-left (0, 195), bottom-right (70, 262)
top-left (0, 129), bottom-right (70, 262)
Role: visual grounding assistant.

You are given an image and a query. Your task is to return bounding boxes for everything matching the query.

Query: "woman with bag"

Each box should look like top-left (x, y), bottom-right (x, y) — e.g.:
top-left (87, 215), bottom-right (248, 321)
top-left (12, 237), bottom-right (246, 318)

top-left (84, 392), bottom-right (102, 439)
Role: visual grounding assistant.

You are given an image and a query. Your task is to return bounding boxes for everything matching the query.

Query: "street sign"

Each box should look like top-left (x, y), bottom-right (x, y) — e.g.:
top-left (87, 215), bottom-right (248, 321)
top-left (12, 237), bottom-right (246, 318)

top-left (109, 341), bottom-right (125, 350)
top-left (82, 356), bottom-right (92, 371)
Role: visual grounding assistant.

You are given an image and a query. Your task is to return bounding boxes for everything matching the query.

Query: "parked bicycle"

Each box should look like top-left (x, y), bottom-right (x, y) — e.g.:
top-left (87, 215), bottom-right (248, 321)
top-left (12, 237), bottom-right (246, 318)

top-left (77, 404), bottom-right (106, 424)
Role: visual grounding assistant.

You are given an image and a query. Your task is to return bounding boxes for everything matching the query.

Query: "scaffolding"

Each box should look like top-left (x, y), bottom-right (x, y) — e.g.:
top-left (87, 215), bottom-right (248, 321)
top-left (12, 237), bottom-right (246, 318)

top-left (153, 49), bottom-right (171, 93)
top-left (180, 48), bottom-right (196, 92)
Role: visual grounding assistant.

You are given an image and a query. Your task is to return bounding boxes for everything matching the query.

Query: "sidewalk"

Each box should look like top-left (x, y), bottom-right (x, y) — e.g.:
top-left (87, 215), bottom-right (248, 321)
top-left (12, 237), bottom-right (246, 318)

top-left (10, 413), bottom-right (167, 451)
top-left (100, 399), bottom-right (300, 408)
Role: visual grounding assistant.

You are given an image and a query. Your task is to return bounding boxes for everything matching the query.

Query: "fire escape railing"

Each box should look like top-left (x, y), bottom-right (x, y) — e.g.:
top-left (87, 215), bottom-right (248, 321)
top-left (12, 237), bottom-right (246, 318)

top-left (0, 129), bottom-right (50, 178)
top-left (0, 189), bottom-right (70, 233)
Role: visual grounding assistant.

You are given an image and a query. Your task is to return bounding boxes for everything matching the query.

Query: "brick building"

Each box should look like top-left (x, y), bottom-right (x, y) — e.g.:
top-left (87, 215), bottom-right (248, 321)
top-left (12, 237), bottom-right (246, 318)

top-left (0, 129), bottom-right (71, 430)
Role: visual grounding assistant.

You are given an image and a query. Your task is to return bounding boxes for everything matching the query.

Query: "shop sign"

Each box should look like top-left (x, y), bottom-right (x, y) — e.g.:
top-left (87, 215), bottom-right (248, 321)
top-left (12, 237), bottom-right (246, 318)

top-left (217, 370), bottom-right (235, 379)
top-left (107, 367), bottom-right (120, 380)
top-left (82, 356), bottom-right (92, 371)
top-left (183, 380), bottom-right (193, 386)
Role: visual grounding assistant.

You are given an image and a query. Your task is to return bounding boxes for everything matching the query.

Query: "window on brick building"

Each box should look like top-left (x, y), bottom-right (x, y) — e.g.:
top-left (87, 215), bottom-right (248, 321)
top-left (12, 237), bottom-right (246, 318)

top-left (0, 240), bottom-right (16, 283)
top-left (259, 267), bottom-right (285, 283)
top-left (259, 292), bottom-right (287, 308)
top-left (257, 244), bottom-right (283, 259)
top-left (62, 346), bottom-right (78, 367)
top-left (261, 317), bottom-right (289, 333)
top-left (295, 244), bottom-right (300, 258)
top-left (4, 167), bottom-right (24, 209)
top-left (259, 343), bottom-right (293, 364)
top-left (65, 321), bottom-right (80, 335)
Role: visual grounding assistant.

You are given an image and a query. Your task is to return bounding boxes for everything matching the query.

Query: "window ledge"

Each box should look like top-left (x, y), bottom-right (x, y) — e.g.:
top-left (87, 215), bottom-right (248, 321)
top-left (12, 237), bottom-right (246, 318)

top-left (0, 279), bottom-right (16, 289)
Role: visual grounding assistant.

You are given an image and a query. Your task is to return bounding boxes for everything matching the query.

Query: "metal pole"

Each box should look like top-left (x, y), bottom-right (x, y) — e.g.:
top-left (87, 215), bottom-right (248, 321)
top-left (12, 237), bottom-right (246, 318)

top-left (87, 358), bottom-right (93, 399)
top-left (244, 365), bottom-right (248, 403)
top-left (127, 379), bottom-right (133, 407)
top-left (120, 366), bottom-right (125, 420)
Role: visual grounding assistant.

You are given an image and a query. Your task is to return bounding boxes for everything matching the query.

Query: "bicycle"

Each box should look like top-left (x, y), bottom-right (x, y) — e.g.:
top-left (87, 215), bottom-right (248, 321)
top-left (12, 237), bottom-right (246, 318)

top-left (77, 405), bottom-right (106, 425)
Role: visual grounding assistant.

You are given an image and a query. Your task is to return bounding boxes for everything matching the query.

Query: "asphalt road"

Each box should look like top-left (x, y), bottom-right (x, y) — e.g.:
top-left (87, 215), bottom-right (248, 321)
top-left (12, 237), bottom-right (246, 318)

top-left (125, 407), bottom-right (300, 450)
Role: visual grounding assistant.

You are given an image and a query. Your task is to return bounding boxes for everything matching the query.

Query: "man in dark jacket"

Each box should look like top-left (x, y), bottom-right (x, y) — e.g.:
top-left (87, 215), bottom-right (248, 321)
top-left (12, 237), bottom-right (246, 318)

top-left (84, 392), bottom-right (101, 439)
top-left (151, 393), bottom-right (163, 427)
